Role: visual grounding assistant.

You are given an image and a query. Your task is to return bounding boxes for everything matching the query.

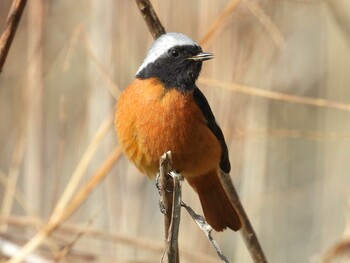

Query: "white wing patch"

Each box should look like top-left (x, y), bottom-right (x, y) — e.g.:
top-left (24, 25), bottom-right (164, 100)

top-left (136, 32), bottom-right (199, 75)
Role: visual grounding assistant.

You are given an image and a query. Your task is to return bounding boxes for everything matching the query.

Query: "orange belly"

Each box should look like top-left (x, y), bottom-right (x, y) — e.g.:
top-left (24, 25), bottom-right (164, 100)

top-left (115, 78), bottom-right (221, 178)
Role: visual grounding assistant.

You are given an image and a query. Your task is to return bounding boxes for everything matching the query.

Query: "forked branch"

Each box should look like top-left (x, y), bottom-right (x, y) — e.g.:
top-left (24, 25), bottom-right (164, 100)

top-left (158, 153), bottom-right (230, 263)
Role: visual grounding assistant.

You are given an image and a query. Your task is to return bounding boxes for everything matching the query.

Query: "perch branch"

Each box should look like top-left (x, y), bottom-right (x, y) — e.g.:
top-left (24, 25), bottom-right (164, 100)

top-left (220, 172), bottom-right (267, 263)
top-left (135, 0), bottom-right (166, 39)
top-left (159, 152), bottom-right (180, 263)
top-left (164, 171), bottom-right (182, 263)
top-left (0, 0), bottom-right (27, 73)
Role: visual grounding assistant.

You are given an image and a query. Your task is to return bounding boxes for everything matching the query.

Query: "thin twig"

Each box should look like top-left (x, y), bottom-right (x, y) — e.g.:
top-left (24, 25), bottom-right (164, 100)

top-left (182, 202), bottom-right (229, 263)
top-left (135, 0), bottom-right (166, 39)
top-left (199, 77), bottom-right (350, 112)
top-left (159, 152), bottom-right (179, 263)
top-left (233, 128), bottom-right (350, 141)
top-left (0, 0), bottom-right (27, 73)
top-left (219, 172), bottom-right (267, 263)
top-left (53, 213), bottom-right (97, 261)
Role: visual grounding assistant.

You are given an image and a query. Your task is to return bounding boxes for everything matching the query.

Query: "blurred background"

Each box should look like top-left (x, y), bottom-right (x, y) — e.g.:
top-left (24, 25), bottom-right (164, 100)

top-left (1, 0), bottom-right (350, 262)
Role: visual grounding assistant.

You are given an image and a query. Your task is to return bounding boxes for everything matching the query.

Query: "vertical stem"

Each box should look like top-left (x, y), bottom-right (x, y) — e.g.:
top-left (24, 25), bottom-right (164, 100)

top-left (166, 172), bottom-right (182, 263)
top-left (24, 0), bottom-right (44, 215)
top-left (159, 152), bottom-right (179, 263)
top-left (159, 152), bottom-right (173, 238)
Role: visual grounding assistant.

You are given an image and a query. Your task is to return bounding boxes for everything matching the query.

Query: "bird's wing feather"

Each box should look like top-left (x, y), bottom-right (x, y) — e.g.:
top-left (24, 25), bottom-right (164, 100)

top-left (193, 86), bottom-right (231, 173)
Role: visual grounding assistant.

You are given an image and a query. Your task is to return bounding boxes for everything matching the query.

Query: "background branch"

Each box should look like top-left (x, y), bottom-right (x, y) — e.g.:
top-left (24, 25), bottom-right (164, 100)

top-left (135, 0), bottom-right (166, 39)
top-left (0, 0), bottom-right (27, 73)
top-left (220, 172), bottom-right (267, 263)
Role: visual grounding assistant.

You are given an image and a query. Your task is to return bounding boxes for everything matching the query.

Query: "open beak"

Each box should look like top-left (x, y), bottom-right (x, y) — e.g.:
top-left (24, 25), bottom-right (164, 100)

top-left (187, 52), bottom-right (214, 61)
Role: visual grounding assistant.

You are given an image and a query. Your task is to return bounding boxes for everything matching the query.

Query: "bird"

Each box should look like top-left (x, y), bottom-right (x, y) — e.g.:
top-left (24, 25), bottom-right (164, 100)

top-left (115, 32), bottom-right (241, 231)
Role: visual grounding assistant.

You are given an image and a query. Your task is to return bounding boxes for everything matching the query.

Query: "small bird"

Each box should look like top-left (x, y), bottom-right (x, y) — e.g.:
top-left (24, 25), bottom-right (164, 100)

top-left (115, 32), bottom-right (241, 231)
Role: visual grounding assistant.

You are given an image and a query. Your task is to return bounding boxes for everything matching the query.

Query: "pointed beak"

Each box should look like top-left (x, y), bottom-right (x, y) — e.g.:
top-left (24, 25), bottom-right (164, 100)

top-left (187, 52), bottom-right (214, 62)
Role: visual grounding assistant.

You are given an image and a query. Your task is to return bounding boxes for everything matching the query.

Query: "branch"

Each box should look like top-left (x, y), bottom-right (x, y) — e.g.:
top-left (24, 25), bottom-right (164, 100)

top-left (219, 172), bottom-right (267, 263)
top-left (0, 0), bottom-right (27, 73)
top-left (199, 77), bottom-right (350, 113)
top-left (135, 0), bottom-right (166, 39)
top-left (158, 152), bottom-right (180, 263)
top-left (165, 171), bottom-right (182, 263)
top-left (182, 202), bottom-right (229, 263)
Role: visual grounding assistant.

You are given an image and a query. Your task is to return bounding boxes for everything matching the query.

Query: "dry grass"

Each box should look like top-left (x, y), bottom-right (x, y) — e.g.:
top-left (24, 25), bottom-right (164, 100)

top-left (7, 147), bottom-right (122, 263)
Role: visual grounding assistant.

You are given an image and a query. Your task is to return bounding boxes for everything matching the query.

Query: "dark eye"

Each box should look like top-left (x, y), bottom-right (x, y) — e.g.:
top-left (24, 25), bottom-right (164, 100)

top-left (170, 49), bottom-right (179, 58)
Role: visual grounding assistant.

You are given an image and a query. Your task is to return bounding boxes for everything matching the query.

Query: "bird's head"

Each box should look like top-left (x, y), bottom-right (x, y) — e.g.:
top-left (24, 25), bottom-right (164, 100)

top-left (136, 32), bottom-right (214, 92)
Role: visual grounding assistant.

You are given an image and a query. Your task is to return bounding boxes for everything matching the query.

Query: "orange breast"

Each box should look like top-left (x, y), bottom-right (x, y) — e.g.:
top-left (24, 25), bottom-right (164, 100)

top-left (115, 78), bottom-right (221, 178)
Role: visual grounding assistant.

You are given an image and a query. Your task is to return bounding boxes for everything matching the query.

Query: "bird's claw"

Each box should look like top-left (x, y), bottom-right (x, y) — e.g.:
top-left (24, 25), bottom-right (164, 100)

top-left (158, 200), bottom-right (166, 214)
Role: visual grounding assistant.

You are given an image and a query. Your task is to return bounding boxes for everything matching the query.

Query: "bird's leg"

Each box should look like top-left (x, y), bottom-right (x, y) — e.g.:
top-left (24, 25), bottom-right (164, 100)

top-left (156, 172), bottom-right (176, 193)
top-left (156, 172), bottom-right (166, 214)
top-left (156, 171), bottom-right (183, 214)
top-left (155, 172), bottom-right (162, 193)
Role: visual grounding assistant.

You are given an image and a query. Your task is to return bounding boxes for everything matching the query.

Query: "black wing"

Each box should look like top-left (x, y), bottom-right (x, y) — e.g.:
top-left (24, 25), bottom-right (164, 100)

top-left (193, 86), bottom-right (231, 173)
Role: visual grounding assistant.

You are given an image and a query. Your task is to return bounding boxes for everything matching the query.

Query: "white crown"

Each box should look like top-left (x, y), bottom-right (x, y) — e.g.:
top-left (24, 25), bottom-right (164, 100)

top-left (136, 32), bottom-right (199, 75)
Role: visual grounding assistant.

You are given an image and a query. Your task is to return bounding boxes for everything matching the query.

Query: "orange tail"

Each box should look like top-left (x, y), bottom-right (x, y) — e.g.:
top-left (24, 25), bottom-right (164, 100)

top-left (187, 170), bottom-right (241, 232)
